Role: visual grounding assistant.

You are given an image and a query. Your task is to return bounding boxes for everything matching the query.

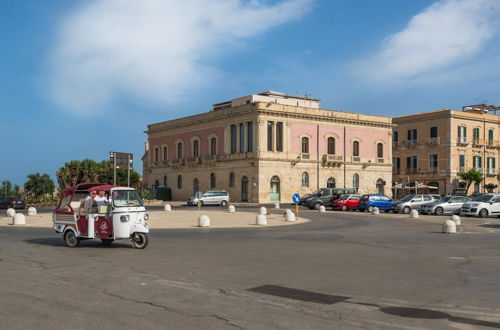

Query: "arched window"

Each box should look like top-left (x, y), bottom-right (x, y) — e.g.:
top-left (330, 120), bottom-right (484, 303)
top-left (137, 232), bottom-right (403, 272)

top-left (210, 137), bottom-right (217, 155)
top-left (327, 177), bottom-right (335, 188)
top-left (352, 141), bottom-right (360, 157)
top-left (376, 178), bottom-right (384, 194)
top-left (177, 175), bottom-right (182, 189)
top-left (177, 142), bottom-right (183, 159)
top-left (327, 137), bottom-right (335, 155)
top-left (377, 143), bottom-right (383, 158)
top-left (302, 137), bottom-right (309, 153)
top-left (301, 172), bottom-right (309, 187)
top-left (353, 174), bottom-right (359, 189)
top-left (163, 146), bottom-right (168, 161)
top-left (193, 140), bottom-right (199, 157)
top-left (163, 175), bottom-right (167, 186)
top-left (270, 176), bottom-right (280, 201)
top-left (153, 180), bottom-right (159, 189)
top-left (154, 146), bottom-right (159, 162)
top-left (210, 173), bottom-right (216, 188)
top-left (193, 178), bottom-right (199, 194)
top-left (229, 172), bottom-right (235, 187)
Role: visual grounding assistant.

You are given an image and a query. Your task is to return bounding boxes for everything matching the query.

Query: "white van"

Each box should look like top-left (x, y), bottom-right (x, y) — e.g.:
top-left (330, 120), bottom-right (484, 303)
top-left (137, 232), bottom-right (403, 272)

top-left (460, 194), bottom-right (500, 218)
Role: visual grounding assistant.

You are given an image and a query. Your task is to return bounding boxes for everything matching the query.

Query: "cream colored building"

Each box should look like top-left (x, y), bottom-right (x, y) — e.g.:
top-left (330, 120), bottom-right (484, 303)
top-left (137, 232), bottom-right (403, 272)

top-left (393, 105), bottom-right (500, 197)
top-left (143, 91), bottom-right (393, 203)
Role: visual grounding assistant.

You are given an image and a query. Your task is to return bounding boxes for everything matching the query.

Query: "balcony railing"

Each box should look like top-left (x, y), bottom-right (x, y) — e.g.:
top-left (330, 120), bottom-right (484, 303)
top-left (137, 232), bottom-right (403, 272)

top-left (459, 166), bottom-right (466, 173)
top-left (472, 138), bottom-right (483, 146)
top-left (203, 155), bottom-right (216, 162)
top-left (322, 154), bottom-right (343, 163)
top-left (186, 157), bottom-right (200, 164)
top-left (457, 137), bottom-right (469, 145)
top-left (428, 167), bottom-right (438, 173)
top-left (428, 137), bottom-right (440, 145)
top-left (300, 153), bottom-right (310, 160)
top-left (486, 140), bottom-right (500, 148)
top-left (404, 140), bottom-right (417, 146)
top-left (170, 159), bottom-right (183, 165)
top-left (407, 168), bottom-right (418, 174)
top-left (376, 158), bottom-right (384, 164)
top-left (352, 156), bottom-right (361, 162)
top-left (487, 168), bottom-right (498, 176)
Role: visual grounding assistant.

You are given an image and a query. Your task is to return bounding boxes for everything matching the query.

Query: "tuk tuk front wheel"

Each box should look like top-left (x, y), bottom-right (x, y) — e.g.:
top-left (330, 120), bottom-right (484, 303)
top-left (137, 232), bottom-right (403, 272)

top-left (64, 230), bottom-right (80, 248)
top-left (132, 233), bottom-right (149, 249)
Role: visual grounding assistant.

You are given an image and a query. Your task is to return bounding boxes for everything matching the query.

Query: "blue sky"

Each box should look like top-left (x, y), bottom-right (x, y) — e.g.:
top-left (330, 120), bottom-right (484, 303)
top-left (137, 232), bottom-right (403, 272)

top-left (2, 0), bottom-right (500, 186)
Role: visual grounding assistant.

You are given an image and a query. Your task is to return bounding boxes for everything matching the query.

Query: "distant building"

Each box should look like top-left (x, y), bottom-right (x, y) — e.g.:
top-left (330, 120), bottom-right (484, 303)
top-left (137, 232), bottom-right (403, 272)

top-left (392, 105), bottom-right (500, 197)
top-left (143, 91), bottom-right (393, 202)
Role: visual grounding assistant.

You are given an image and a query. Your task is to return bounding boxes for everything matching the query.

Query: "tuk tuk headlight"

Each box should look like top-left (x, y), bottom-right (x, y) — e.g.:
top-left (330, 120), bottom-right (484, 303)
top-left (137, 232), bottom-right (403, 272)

top-left (120, 215), bottom-right (130, 222)
top-left (144, 213), bottom-right (149, 221)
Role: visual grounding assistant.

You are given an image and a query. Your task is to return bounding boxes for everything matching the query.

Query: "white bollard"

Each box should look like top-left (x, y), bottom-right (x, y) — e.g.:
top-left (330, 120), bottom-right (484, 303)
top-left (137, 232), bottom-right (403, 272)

top-left (409, 209), bottom-right (419, 218)
top-left (28, 207), bottom-right (37, 216)
top-left (442, 220), bottom-right (457, 234)
top-left (285, 211), bottom-right (296, 222)
top-left (259, 207), bottom-right (267, 215)
top-left (371, 207), bottom-right (380, 215)
top-left (6, 208), bottom-right (15, 217)
top-left (12, 213), bottom-right (26, 225)
top-left (164, 204), bottom-right (172, 211)
top-left (274, 203), bottom-right (280, 209)
top-left (450, 215), bottom-right (461, 225)
top-left (319, 205), bottom-right (326, 213)
top-left (256, 214), bottom-right (267, 225)
top-left (198, 215), bottom-right (210, 227)
top-left (228, 205), bottom-right (236, 213)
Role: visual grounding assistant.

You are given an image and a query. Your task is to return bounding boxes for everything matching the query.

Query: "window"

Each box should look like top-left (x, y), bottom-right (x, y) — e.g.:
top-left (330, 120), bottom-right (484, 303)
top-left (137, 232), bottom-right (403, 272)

top-left (413, 196), bottom-right (423, 202)
top-left (239, 123), bottom-right (245, 152)
top-left (193, 178), bottom-right (199, 194)
top-left (393, 157), bottom-right (400, 170)
top-left (154, 146), bottom-right (159, 162)
top-left (430, 126), bottom-right (438, 138)
top-left (353, 174), bottom-right (359, 189)
top-left (247, 122), bottom-right (253, 152)
top-left (267, 121), bottom-right (274, 151)
top-left (488, 157), bottom-right (496, 169)
top-left (327, 137), bottom-right (335, 154)
top-left (473, 127), bottom-right (480, 139)
top-left (327, 177), bottom-right (335, 188)
top-left (429, 154), bottom-right (438, 168)
top-left (473, 156), bottom-right (482, 169)
top-left (163, 175), bottom-right (167, 186)
top-left (377, 143), bottom-right (383, 158)
top-left (406, 156), bottom-right (418, 169)
top-left (210, 173), bottom-right (216, 188)
top-left (301, 172), bottom-right (309, 187)
top-left (423, 195), bottom-right (432, 202)
top-left (393, 131), bottom-right (399, 143)
top-left (407, 129), bottom-right (417, 141)
top-left (193, 140), bottom-right (199, 157)
top-left (352, 141), bottom-right (359, 157)
top-left (210, 137), bottom-right (217, 155)
top-left (229, 172), bottom-right (235, 187)
top-left (459, 154), bottom-right (465, 168)
top-left (177, 142), bottom-right (183, 159)
top-left (489, 129), bottom-right (494, 143)
top-left (458, 126), bottom-right (466, 138)
top-left (231, 124), bottom-right (237, 153)
top-left (163, 146), bottom-right (168, 161)
top-left (276, 122), bottom-right (283, 152)
top-left (474, 182), bottom-right (479, 193)
top-left (302, 137), bottom-right (309, 153)
top-left (177, 175), bottom-right (182, 189)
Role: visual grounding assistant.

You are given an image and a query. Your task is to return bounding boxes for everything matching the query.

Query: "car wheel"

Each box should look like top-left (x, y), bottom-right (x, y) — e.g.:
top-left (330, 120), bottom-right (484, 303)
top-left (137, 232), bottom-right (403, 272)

top-left (64, 230), bottom-right (80, 248)
top-left (434, 207), bottom-right (444, 216)
top-left (403, 206), bottom-right (411, 214)
top-left (479, 209), bottom-right (489, 218)
top-left (314, 202), bottom-right (321, 210)
top-left (220, 200), bottom-right (228, 207)
top-left (341, 205), bottom-right (348, 211)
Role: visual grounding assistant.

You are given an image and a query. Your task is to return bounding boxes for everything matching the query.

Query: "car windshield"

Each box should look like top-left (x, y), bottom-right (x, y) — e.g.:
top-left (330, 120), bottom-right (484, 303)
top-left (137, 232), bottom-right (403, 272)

top-left (112, 190), bottom-right (143, 207)
top-left (339, 194), bottom-right (348, 200)
top-left (400, 195), bottom-right (414, 202)
top-left (473, 194), bottom-right (493, 202)
top-left (439, 197), bottom-right (452, 202)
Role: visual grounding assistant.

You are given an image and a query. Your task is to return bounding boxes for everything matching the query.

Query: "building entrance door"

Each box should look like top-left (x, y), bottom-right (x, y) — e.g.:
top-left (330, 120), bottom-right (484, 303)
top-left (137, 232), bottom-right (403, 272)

top-left (241, 176), bottom-right (249, 202)
top-left (270, 176), bottom-right (280, 201)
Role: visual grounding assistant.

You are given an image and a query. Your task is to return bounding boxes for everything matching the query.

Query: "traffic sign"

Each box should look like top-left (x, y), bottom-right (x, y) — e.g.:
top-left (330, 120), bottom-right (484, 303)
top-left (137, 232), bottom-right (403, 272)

top-left (292, 193), bottom-right (301, 204)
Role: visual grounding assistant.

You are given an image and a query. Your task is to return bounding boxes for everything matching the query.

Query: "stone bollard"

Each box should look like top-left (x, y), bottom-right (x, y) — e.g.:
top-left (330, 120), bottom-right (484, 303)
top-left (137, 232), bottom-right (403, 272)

top-left (319, 205), bottom-right (326, 213)
top-left (259, 207), bottom-right (267, 215)
top-left (6, 208), bottom-right (15, 217)
top-left (164, 204), bottom-right (172, 211)
top-left (12, 213), bottom-right (26, 225)
top-left (256, 214), bottom-right (267, 225)
top-left (450, 215), bottom-right (461, 226)
top-left (274, 203), bottom-right (280, 209)
top-left (28, 207), bottom-right (37, 216)
top-left (285, 210), bottom-right (296, 222)
top-left (442, 220), bottom-right (457, 234)
top-left (198, 215), bottom-right (210, 227)
top-left (371, 207), bottom-right (380, 215)
top-left (409, 209), bottom-right (419, 219)
top-left (228, 205), bottom-right (236, 213)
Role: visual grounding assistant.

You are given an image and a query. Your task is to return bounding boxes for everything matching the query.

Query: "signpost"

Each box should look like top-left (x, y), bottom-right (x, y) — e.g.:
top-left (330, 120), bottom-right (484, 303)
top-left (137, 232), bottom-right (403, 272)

top-left (110, 152), bottom-right (134, 186)
top-left (292, 193), bottom-right (301, 215)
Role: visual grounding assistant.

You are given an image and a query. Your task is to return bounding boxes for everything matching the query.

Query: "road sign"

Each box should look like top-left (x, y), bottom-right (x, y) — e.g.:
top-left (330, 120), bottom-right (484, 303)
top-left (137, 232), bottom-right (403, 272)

top-left (292, 193), bottom-right (301, 204)
top-left (110, 151), bottom-right (134, 186)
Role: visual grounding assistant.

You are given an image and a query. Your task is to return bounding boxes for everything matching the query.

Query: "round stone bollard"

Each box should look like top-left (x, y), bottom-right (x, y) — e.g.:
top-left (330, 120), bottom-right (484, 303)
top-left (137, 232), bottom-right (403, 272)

top-left (6, 208), bottom-right (15, 217)
top-left (442, 220), bottom-right (457, 234)
top-left (285, 211), bottom-right (296, 222)
top-left (274, 203), bottom-right (280, 209)
top-left (319, 205), bottom-right (326, 213)
top-left (409, 209), bottom-right (419, 219)
top-left (28, 207), bottom-right (37, 216)
top-left (256, 214), bottom-right (267, 225)
top-left (228, 205), bottom-right (236, 213)
top-left (198, 215), bottom-right (210, 227)
top-left (164, 204), bottom-right (172, 211)
top-left (371, 207), bottom-right (380, 215)
top-left (450, 215), bottom-right (461, 226)
top-left (12, 213), bottom-right (26, 225)
top-left (259, 207), bottom-right (267, 215)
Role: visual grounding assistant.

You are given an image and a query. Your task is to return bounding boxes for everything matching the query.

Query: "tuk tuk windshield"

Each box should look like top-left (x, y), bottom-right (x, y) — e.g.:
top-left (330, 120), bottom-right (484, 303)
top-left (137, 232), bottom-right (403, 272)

top-left (112, 190), bottom-right (144, 207)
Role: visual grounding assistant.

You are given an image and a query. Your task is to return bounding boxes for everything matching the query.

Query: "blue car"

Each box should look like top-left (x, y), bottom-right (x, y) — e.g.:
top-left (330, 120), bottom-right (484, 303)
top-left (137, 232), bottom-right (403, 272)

top-left (358, 194), bottom-right (395, 212)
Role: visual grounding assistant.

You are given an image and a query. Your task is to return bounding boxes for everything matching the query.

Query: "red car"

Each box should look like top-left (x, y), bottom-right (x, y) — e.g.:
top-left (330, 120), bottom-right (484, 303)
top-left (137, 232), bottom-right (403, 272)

top-left (332, 194), bottom-right (362, 211)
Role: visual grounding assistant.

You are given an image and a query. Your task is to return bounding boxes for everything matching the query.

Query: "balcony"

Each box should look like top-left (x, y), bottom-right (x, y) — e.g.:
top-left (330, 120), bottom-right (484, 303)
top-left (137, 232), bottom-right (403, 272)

top-left (487, 168), bottom-right (498, 176)
top-left (486, 140), bottom-right (500, 149)
top-left (376, 158), bottom-right (384, 164)
top-left (428, 167), bottom-right (438, 173)
top-left (407, 168), bottom-right (418, 174)
top-left (352, 156), bottom-right (361, 162)
top-left (393, 168), bottom-right (401, 175)
top-left (170, 159), bottom-right (183, 166)
top-left (203, 155), bottom-right (216, 162)
top-left (428, 137), bottom-right (440, 145)
top-left (161, 160), bottom-right (170, 167)
top-left (472, 138), bottom-right (483, 147)
top-left (404, 140), bottom-right (418, 146)
top-left (474, 167), bottom-right (484, 174)
top-left (300, 153), bottom-right (310, 160)
top-left (459, 166), bottom-right (466, 173)
top-left (322, 154), bottom-right (343, 163)
top-left (186, 157), bottom-right (200, 164)
top-left (457, 137), bottom-right (469, 146)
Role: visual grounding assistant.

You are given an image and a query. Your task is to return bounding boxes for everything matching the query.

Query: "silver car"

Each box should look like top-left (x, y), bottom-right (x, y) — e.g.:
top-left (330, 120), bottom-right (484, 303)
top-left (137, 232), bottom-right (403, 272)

top-left (392, 194), bottom-right (438, 214)
top-left (420, 196), bottom-right (470, 215)
top-left (187, 190), bottom-right (230, 207)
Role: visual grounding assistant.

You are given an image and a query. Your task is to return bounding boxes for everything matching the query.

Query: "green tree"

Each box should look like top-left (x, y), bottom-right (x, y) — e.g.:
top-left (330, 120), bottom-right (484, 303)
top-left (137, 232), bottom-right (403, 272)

top-left (24, 173), bottom-right (55, 203)
top-left (458, 169), bottom-right (484, 193)
top-left (485, 183), bottom-right (498, 193)
top-left (1, 180), bottom-right (19, 197)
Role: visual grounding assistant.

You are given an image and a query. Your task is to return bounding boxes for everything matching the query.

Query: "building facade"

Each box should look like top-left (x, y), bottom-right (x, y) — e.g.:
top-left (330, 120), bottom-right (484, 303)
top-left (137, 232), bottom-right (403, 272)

top-left (393, 106), bottom-right (500, 197)
top-left (143, 91), bottom-right (393, 203)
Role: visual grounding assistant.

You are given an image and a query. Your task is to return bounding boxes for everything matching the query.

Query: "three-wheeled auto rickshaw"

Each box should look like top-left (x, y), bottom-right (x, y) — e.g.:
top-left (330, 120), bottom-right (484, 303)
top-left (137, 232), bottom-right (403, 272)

top-left (53, 183), bottom-right (149, 248)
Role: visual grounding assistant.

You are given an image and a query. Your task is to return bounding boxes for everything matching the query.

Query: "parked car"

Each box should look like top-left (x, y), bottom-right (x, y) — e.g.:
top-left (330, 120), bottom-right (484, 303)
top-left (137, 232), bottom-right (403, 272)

top-left (391, 194), bottom-right (438, 214)
top-left (460, 194), bottom-right (500, 218)
top-left (420, 196), bottom-right (470, 215)
top-left (302, 188), bottom-right (358, 209)
top-left (0, 197), bottom-right (25, 209)
top-left (187, 191), bottom-right (229, 206)
top-left (358, 194), bottom-right (395, 212)
top-left (332, 194), bottom-right (362, 211)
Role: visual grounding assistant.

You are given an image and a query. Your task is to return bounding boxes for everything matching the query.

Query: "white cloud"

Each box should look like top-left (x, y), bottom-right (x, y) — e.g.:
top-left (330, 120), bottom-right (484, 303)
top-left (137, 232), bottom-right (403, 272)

top-left (353, 0), bottom-right (500, 83)
top-left (48, 0), bottom-right (312, 115)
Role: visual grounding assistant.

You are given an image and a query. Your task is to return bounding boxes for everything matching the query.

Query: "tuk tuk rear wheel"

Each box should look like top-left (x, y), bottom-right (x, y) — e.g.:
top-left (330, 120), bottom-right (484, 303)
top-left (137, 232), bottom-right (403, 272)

top-left (64, 230), bottom-right (80, 248)
top-left (132, 233), bottom-right (149, 249)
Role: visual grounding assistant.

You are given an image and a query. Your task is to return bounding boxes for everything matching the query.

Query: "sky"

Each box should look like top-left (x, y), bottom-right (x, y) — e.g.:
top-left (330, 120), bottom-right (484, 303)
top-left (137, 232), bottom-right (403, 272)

top-left (1, 0), bottom-right (500, 186)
